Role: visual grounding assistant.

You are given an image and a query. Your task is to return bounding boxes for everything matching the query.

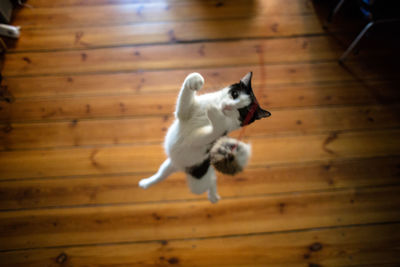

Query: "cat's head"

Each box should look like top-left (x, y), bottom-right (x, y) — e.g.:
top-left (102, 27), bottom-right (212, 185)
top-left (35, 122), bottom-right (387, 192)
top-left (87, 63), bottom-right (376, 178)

top-left (222, 72), bottom-right (271, 127)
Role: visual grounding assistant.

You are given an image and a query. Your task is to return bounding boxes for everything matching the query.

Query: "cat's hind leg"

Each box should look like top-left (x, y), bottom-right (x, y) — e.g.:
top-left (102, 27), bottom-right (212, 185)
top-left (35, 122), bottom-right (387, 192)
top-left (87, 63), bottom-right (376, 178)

top-left (186, 165), bottom-right (220, 203)
top-left (207, 173), bottom-right (220, 204)
top-left (139, 158), bottom-right (176, 189)
top-left (175, 73), bottom-right (204, 120)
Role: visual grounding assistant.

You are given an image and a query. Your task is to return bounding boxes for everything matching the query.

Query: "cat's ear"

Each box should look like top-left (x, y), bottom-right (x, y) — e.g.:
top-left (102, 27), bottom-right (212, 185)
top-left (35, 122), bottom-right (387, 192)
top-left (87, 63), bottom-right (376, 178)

top-left (240, 72), bottom-right (252, 88)
top-left (256, 107), bottom-right (271, 120)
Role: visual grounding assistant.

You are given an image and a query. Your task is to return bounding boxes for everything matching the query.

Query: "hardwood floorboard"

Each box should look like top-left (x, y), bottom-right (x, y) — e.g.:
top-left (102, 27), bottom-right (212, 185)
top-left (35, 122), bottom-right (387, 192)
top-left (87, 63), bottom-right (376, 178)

top-left (26, 0), bottom-right (298, 8)
top-left (1, 129), bottom-right (400, 180)
top-left (1, 186), bottom-right (400, 250)
top-left (2, 0), bottom-right (400, 264)
top-left (1, 105), bottom-right (399, 150)
top-left (13, 0), bottom-right (313, 28)
top-left (3, 81), bottom-right (400, 123)
top-left (0, 156), bottom-right (399, 210)
top-left (2, 36), bottom-right (344, 76)
top-left (1, 223), bottom-right (400, 266)
top-left (3, 62), bottom-right (397, 99)
top-left (9, 15), bottom-right (325, 52)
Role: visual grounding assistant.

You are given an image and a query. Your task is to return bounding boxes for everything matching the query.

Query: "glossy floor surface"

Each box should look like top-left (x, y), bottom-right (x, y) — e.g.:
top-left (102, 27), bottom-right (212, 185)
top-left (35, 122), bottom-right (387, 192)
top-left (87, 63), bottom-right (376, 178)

top-left (1, 0), bottom-right (400, 266)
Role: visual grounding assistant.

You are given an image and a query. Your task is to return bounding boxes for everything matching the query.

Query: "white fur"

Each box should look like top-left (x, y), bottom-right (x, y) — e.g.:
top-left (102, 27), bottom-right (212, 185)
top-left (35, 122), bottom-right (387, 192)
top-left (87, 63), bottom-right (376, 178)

top-left (209, 137), bottom-right (251, 175)
top-left (212, 138), bottom-right (251, 166)
top-left (138, 73), bottom-right (251, 203)
top-left (237, 142), bottom-right (251, 167)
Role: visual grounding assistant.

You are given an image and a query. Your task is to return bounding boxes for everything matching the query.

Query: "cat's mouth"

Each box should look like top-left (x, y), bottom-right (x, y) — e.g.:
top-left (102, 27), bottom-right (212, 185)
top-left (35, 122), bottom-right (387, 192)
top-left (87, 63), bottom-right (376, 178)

top-left (222, 99), bottom-right (247, 115)
top-left (223, 105), bottom-right (233, 111)
top-left (222, 104), bottom-right (235, 115)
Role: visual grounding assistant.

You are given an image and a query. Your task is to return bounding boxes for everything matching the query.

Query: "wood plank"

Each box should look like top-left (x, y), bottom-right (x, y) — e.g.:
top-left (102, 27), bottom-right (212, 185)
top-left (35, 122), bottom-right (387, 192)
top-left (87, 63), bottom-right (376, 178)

top-left (26, 0), bottom-right (267, 8)
top-left (0, 83), bottom-right (387, 122)
top-left (2, 62), bottom-right (393, 99)
top-left (1, 186), bottom-right (400, 250)
top-left (0, 116), bottom-right (171, 149)
top-left (2, 80), bottom-right (400, 124)
top-left (0, 1), bottom-right (398, 265)
top-left (2, 105), bottom-right (399, 150)
top-left (1, 223), bottom-right (399, 266)
top-left (13, 0), bottom-right (314, 28)
top-left (1, 129), bottom-right (400, 180)
top-left (0, 1), bottom-right (398, 266)
top-left (26, 0), bottom-right (207, 7)
top-left (0, 157), bottom-right (399, 210)
top-left (2, 36), bottom-right (343, 76)
top-left (10, 15), bottom-right (324, 51)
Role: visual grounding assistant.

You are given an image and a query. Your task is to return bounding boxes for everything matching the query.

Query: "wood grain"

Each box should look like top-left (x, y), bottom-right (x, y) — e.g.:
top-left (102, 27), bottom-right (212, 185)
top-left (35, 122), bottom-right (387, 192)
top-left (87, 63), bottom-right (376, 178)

top-left (14, 0), bottom-right (313, 28)
top-left (1, 223), bottom-right (399, 266)
top-left (1, 186), bottom-right (400, 250)
top-left (2, 36), bottom-right (342, 76)
top-left (1, 129), bottom-right (400, 180)
top-left (3, 62), bottom-right (395, 99)
top-left (10, 15), bottom-right (324, 51)
top-left (26, 0), bottom-right (191, 7)
top-left (1, 105), bottom-right (399, 150)
top-left (2, 0), bottom-right (400, 264)
top-left (0, 157), bottom-right (399, 210)
top-left (26, 0), bottom-right (305, 8)
top-left (3, 82), bottom-right (397, 123)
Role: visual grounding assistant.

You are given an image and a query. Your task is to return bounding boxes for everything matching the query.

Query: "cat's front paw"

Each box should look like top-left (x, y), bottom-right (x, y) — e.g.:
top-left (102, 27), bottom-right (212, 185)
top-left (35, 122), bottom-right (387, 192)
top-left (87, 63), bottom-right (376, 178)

top-left (185, 72), bottom-right (204, 91)
top-left (208, 193), bottom-right (221, 204)
top-left (138, 178), bottom-right (151, 189)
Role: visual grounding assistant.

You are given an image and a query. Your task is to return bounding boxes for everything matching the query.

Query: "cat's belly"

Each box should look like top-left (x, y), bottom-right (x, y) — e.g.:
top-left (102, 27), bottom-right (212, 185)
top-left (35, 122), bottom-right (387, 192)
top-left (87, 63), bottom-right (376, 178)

top-left (164, 120), bottom-right (210, 170)
top-left (168, 146), bottom-right (209, 170)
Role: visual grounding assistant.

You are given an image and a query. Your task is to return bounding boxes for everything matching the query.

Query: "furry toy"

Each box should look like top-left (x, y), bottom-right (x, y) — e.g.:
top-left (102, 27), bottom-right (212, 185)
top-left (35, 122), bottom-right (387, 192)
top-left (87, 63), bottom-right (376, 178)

top-left (139, 72), bottom-right (270, 203)
top-left (210, 136), bottom-right (251, 175)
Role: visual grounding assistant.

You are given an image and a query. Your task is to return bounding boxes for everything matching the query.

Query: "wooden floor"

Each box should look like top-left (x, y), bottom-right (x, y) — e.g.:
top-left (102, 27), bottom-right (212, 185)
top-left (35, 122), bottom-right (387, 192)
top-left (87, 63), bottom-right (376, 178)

top-left (1, 0), bottom-right (400, 266)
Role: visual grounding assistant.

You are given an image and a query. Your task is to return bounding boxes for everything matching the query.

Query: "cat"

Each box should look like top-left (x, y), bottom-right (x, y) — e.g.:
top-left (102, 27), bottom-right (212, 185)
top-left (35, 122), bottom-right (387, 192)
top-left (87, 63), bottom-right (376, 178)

top-left (138, 72), bottom-right (270, 203)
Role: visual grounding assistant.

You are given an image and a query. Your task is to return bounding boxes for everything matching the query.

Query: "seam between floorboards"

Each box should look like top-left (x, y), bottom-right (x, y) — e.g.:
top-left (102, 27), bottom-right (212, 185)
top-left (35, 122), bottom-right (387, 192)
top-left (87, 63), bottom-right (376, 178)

top-left (3, 62), bottom-right (391, 84)
top-left (4, 78), bottom-right (399, 102)
top-left (1, 183), bottom-right (400, 212)
top-left (0, 153), bottom-right (399, 182)
top-left (12, 10), bottom-right (316, 31)
top-left (24, 0), bottom-right (251, 9)
top-left (0, 221), bottom-right (399, 253)
top-left (3, 102), bottom-right (400, 124)
top-left (6, 32), bottom-right (342, 54)
top-left (1, 126), bottom-right (400, 152)
top-left (0, 58), bottom-right (364, 78)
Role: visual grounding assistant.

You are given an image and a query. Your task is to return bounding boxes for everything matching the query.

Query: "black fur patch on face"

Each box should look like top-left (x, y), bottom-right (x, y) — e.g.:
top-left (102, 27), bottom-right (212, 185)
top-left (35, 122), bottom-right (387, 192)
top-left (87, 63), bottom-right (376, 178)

top-left (234, 72), bottom-right (272, 125)
top-left (228, 82), bottom-right (249, 124)
top-left (186, 157), bottom-right (210, 179)
top-left (228, 82), bottom-right (247, 100)
top-left (238, 104), bottom-right (270, 126)
top-left (238, 105), bottom-right (254, 125)
top-left (229, 81), bottom-right (259, 126)
top-left (229, 79), bottom-right (270, 126)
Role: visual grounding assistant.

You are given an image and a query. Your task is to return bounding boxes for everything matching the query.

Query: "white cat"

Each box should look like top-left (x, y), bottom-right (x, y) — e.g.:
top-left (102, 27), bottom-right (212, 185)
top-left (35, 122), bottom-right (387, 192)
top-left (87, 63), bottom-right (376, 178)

top-left (138, 72), bottom-right (270, 203)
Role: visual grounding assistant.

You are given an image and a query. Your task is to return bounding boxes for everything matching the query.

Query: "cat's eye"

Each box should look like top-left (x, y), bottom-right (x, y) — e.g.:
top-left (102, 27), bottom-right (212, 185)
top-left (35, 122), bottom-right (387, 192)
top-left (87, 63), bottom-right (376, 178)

top-left (231, 90), bottom-right (239, 99)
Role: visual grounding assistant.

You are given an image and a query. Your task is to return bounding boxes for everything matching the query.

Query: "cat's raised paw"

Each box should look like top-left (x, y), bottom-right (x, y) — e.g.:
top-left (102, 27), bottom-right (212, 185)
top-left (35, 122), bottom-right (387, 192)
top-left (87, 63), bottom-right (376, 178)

top-left (185, 72), bottom-right (204, 91)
